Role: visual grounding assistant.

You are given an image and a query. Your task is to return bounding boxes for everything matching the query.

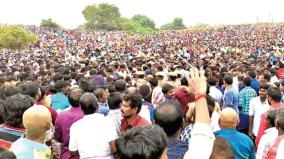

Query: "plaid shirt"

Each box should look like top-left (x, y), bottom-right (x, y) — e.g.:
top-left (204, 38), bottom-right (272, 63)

top-left (238, 87), bottom-right (257, 115)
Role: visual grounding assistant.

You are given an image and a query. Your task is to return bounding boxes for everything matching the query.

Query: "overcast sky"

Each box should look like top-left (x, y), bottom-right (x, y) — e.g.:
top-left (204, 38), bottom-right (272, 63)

top-left (0, 0), bottom-right (283, 28)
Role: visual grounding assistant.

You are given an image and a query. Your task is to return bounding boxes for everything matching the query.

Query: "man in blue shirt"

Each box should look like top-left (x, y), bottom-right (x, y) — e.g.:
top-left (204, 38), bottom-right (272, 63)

top-left (51, 81), bottom-right (71, 111)
top-left (248, 71), bottom-right (260, 95)
top-left (223, 74), bottom-right (239, 114)
top-left (238, 77), bottom-right (257, 134)
top-left (154, 101), bottom-right (188, 159)
top-left (214, 108), bottom-right (255, 159)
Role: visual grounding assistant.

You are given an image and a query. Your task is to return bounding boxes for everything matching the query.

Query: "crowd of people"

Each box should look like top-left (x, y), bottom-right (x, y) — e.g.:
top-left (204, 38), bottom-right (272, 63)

top-left (0, 23), bottom-right (284, 159)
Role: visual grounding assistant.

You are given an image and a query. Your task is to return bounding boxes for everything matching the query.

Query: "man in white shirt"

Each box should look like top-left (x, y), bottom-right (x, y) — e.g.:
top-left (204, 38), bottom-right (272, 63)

top-left (256, 109), bottom-right (278, 159)
top-left (208, 77), bottom-right (223, 105)
top-left (248, 84), bottom-right (270, 138)
top-left (69, 93), bottom-right (118, 159)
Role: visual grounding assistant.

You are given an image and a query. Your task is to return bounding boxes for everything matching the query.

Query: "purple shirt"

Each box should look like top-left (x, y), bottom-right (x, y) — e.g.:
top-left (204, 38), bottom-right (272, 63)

top-left (54, 107), bottom-right (84, 159)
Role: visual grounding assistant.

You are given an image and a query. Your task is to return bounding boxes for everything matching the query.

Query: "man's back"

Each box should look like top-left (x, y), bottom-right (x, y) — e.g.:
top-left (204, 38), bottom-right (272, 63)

top-left (69, 113), bottom-right (118, 159)
top-left (214, 129), bottom-right (255, 159)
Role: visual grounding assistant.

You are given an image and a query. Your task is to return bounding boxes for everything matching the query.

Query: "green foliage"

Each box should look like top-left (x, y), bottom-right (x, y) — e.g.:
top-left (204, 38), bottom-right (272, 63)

top-left (131, 15), bottom-right (155, 29)
top-left (40, 18), bottom-right (61, 29)
top-left (0, 26), bottom-right (38, 50)
top-left (119, 18), bottom-right (154, 34)
top-left (82, 3), bottom-right (121, 30)
top-left (160, 17), bottom-right (186, 30)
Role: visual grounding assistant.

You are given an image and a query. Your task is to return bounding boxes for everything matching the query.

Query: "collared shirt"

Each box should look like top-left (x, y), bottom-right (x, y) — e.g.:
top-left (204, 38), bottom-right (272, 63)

top-left (249, 97), bottom-right (270, 135)
top-left (214, 129), bottom-right (255, 159)
top-left (256, 127), bottom-right (278, 159)
top-left (54, 106), bottom-right (84, 159)
top-left (120, 115), bottom-right (150, 134)
top-left (167, 139), bottom-right (188, 159)
top-left (51, 92), bottom-right (70, 111)
top-left (239, 87), bottom-right (257, 115)
top-left (69, 113), bottom-right (118, 159)
top-left (255, 103), bottom-right (284, 147)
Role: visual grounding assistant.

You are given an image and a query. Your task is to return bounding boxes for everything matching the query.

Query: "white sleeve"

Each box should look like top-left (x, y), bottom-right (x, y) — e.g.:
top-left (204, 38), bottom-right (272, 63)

top-left (105, 119), bottom-right (119, 142)
top-left (183, 123), bottom-right (215, 159)
top-left (68, 124), bottom-right (78, 152)
top-left (249, 98), bottom-right (255, 116)
top-left (276, 140), bottom-right (284, 159)
top-left (256, 135), bottom-right (266, 159)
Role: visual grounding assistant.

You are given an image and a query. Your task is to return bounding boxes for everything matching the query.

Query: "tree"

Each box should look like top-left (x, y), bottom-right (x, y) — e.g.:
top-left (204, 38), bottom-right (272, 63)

top-left (82, 3), bottom-right (121, 30)
top-left (40, 18), bottom-right (61, 29)
top-left (160, 17), bottom-right (186, 30)
top-left (131, 15), bottom-right (155, 29)
top-left (119, 18), bottom-right (152, 34)
top-left (0, 26), bottom-right (38, 50)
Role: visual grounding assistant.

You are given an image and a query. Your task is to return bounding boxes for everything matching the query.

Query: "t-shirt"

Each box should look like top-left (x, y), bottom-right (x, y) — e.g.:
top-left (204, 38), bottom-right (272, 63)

top-left (11, 138), bottom-right (51, 159)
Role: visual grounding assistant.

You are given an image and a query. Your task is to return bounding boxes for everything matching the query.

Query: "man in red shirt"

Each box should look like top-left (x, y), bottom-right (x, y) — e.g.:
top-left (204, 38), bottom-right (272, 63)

top-left (276, 62), bottom-right (284, 80)
top-left (120, 93), bottom-right (151, 134)
top-left (255, 87), bottom-right (284, 147)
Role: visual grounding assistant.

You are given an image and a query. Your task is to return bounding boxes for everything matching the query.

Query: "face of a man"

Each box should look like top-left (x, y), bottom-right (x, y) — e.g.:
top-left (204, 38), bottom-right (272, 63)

top-left (166, 89), bottom-right (175, 99)
top-left (121, 100), bottom-right (137, 119)
top-left (259, 88), bottom-right (267, 99)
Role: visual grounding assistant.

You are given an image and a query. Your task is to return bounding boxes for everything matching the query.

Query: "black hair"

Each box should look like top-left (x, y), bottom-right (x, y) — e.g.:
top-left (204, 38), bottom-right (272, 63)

top-left (79, 79), bottom-right (94, 93)
top-left (115, 125), bottom-right (167, 159)
top-left (149, 77), bottom-right (158, 87)
top-left (276, 108), bottom-right (284, 131)
top-left (0, 147), bottom-right (16, 159)
top-left (180, 77), bottom-right (188, 86)
top-left (248, 71), bottom-right (256, 79)
top-left (107, 92), bottom-right (122, 110)
top-left (115, 80), bottom-right (127, 93)
top-left (0, 100), bottom-right (5, 124)
top-left (210, 137), bottom-right (234, 159)
top-left (79, 93), bottom-right (99, 115)
top-left (4, 94), bottom-right (34, 127)
top-left (22, 83), bottom-right (39, 98)
top-left (68, 89), bottom-right (85, 107)
top-left (107, 84), bottom-right (117, 93)
top-left (223, 74), bottom-right (233, 85)
top-left (208, 77), bottom-right (217, 86)
top-left (54, 80), bottom-right (70, 92)
top-left (139, 84), bottom-right (151, 99)
top-left (267, 87), bottom-right (282, 102)
top-left (154, 101), bottom-right (183, 136)
top-left (162, 84), bottom-right (174, 94)
top-left (93, 88), bottom-right (105, 99)
top-left (4, 86), bottom-right (21, 99)
top-left (259, 83), bottom-right (270, 90)
top-left (123, 93), bottom-right (142, 114)
top-left (243, 77), bottom-right (251, 87)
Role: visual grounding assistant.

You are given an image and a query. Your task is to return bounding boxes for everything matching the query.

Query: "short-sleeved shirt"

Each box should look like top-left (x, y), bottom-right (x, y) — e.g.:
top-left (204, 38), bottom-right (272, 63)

top-left (223, 87), bottom-right (239, 114)
top-left (69, 113), bottom-right (118, 159)
top-left (238, 87), bottom-right (257, 115)
top-left (215, 129), bottom-right (255, 159)
top-left (11, 138), bottom-right (51, 159)
top-left (248, 97), bottom-right (270, 135)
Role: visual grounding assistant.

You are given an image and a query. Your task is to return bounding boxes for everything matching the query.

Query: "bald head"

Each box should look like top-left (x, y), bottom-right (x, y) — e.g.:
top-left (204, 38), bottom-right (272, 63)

top-left (219, 108), bottom-right (238, 129)
top-left (23, 105), bottom-right (51, 137)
